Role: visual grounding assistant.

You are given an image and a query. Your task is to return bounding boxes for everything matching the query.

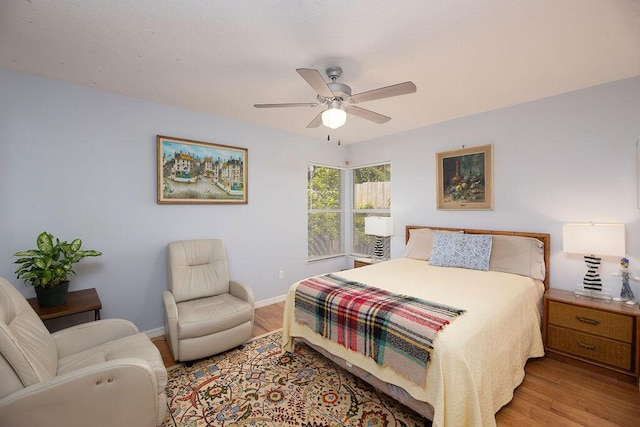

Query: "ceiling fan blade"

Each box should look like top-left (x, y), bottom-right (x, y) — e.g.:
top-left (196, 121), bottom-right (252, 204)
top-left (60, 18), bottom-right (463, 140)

top-left (254, 102), bottom-right (318, 108)
top-left (296, 68), bottom-right (335, 99)
top-left (348, 81), bottom-right (417, 104)
top-left (345, 106), bottom-right (391, 124)
top-left (306, 111), bottom-right (324, 128)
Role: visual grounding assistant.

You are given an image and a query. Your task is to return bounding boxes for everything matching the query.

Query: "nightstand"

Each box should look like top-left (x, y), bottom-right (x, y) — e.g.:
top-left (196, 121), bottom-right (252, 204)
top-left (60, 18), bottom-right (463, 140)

top-left (544, 288), bottom-right (640, 384)
top-left (354, 258), bottom-right (373, 268)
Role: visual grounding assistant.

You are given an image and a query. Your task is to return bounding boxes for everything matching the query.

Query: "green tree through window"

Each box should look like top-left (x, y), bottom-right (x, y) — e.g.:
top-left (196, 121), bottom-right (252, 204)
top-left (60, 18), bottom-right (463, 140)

top-left (308, 164), bottom-right (344, 260)
top-left (352, 163), bottom-right (391, 256)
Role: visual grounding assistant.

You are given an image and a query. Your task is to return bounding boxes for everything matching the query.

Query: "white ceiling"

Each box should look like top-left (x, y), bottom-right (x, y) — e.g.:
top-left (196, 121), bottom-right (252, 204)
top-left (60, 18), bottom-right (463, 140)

top-left (2, 0), bottom-right (639, 144)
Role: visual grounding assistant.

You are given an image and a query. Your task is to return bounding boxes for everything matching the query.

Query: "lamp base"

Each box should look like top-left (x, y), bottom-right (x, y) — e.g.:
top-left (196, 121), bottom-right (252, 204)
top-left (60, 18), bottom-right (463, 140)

top-left (574, 285), bottom-right (612, 301)
top-left (582, 255), bottom-right (604, 291)
top-left (371, 236), bottom-right (388, 262)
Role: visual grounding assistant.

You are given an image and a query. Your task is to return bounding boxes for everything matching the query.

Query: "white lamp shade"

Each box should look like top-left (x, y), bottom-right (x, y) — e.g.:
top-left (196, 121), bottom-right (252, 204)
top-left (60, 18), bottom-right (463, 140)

top-left (562, 223), bottom-right (625, 257)
top-left (365, 216), bottom-right (394, 237)
top-left (321, 108), bottom-right (346, 129)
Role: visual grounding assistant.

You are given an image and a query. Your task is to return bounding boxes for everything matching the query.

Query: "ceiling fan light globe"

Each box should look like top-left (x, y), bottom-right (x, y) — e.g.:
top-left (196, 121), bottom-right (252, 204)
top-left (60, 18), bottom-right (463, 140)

top-left (322, 108), bottom-right (346, 129)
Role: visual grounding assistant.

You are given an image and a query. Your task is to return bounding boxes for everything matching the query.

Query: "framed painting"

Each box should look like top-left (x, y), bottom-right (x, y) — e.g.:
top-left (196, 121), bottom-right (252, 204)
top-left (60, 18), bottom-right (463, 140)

top-left (436, 144), bottom-right (493, 210)
top-left (157, 135), bottom-right (248, 204)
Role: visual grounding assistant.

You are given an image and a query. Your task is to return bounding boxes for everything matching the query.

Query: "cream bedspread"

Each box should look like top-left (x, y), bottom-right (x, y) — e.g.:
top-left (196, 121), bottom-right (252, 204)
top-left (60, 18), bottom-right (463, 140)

top-left (282, 257), bottom-right (545, 427)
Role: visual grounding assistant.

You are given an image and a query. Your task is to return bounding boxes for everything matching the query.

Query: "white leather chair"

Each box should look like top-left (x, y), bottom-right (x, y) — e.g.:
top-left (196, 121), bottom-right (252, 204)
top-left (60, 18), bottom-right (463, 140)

top-left (0, 277), bottom-right (167, 427)
top-left (162, 239), bottom-right (254, 362)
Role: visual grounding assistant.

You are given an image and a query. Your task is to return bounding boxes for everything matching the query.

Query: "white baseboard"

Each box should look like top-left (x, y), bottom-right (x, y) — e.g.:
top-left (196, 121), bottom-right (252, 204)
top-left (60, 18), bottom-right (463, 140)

top-left (255, 294), bottom-right (287, 308)
top-left (144, 294), bottom-right (287, 338)
top-left (146, 326), bottom-right (165, 338)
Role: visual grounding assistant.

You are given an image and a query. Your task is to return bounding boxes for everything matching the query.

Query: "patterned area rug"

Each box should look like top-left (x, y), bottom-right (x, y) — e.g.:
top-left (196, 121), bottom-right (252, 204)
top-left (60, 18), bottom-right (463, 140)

top-left (163, 330), bottom-right (429, 427)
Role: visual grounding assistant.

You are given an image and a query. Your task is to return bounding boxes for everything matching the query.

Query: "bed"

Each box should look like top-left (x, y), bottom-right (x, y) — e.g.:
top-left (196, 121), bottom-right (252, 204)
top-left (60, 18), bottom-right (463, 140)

top-left (282, 226), bottom-right (550, 427)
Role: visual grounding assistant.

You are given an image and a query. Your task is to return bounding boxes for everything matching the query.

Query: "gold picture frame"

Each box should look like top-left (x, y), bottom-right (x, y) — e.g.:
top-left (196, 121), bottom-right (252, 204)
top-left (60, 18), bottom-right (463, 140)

top-left (436, 144), bottom-right (493, 210)
top-left (157, 135), bottom-right (248, 204)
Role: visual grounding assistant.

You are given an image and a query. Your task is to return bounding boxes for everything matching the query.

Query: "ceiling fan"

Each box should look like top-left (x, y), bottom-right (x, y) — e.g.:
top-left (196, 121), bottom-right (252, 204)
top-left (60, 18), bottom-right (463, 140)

top-left (254, 67), bottom-right (417, 129)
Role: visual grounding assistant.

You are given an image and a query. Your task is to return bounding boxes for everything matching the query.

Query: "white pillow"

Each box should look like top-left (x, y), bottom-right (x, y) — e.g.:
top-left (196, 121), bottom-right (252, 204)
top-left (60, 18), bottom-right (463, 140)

top-left (489, 235), bottom-right (546, 280)
top-left (404, 228), bottom-right (463, 261)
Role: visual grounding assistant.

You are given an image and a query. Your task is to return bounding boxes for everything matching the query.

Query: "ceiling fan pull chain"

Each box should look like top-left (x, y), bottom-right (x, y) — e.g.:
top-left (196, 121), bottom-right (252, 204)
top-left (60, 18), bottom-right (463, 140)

top-left (326, 134), bottom-right (339, 146)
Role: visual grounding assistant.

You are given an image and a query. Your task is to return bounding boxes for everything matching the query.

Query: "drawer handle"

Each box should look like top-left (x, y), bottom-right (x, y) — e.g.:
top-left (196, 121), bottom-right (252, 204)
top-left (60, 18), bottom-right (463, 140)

top-left (575, 316), bottom-right (600, 326)
top-left (576, 341), bottom-right (598, 351)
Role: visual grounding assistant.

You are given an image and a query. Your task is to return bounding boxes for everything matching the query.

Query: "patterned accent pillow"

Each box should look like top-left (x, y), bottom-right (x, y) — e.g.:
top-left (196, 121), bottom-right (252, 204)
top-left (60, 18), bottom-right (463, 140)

top-left (429, 233), bottom-right (493, 271)
top-left (404, 228), bottom-right (463, 261)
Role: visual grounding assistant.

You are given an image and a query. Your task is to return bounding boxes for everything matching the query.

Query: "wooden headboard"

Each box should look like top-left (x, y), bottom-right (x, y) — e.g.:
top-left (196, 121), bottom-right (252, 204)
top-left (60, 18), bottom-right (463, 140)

top-left (406, 225), bottom-right (550, 291)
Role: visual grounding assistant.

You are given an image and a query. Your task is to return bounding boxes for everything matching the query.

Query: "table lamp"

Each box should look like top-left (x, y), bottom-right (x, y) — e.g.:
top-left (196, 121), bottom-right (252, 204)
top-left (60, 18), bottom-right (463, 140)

top-left (364, 216), bottom-right (394, 262)
top-left (562, 223), bottom-right (625, 300)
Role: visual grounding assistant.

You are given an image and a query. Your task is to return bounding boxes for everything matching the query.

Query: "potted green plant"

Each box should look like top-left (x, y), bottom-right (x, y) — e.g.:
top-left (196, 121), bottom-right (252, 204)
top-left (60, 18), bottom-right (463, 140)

top-left (14, 231), bottom-right (102, 307)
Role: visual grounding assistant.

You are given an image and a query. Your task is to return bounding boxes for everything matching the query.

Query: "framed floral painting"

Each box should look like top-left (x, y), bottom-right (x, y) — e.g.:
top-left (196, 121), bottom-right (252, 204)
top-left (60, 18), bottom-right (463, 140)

top-left (157, 135), bottom-right (248, 204)
top-left (436, 144), bottom-right (493, 210)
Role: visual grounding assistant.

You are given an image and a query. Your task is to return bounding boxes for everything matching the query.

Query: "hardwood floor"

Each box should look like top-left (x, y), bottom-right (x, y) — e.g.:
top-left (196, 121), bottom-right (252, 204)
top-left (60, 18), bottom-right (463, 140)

top-left (252, 301), bottom-right (286, 336)
top-left (153, 301), bottom-right (640, 426)
top-left (497, 357), bottom-right (640, 426)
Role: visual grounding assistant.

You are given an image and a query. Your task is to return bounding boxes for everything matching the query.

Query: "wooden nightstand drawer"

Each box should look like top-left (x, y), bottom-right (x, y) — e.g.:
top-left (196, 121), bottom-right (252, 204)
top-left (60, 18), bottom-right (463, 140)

top-left (547, 325), bottom-right (632, 370)
top-left (354, 258), bottom-right (373, 268)
top-left (548, 301), bottom-right (633, 343)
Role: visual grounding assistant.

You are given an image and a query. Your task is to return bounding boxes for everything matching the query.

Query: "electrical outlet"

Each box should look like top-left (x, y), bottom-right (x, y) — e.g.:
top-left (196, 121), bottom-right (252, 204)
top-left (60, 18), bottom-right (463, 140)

top-left (279, 270), bottom-right (284, 280)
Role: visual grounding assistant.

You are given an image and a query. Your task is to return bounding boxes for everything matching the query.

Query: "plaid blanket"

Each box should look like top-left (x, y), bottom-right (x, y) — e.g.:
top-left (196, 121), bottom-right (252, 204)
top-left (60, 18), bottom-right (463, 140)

top-left (294, 274), bottom-right (465, 386)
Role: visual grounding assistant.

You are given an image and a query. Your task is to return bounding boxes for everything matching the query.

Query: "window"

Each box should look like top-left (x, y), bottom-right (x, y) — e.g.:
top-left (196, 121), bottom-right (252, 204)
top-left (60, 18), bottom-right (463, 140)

top-left (351, 163), bottom-right (391, 257)
top-left (307, 164), bottom-right (345, 260)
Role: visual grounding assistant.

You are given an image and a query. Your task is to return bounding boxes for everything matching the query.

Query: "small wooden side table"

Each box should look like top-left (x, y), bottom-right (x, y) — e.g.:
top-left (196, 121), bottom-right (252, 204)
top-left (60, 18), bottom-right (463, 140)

top-left (27, 288), bottom-right (102, 322)
top-left (544, 288), bottom-right (640, 384)
top-left (354, 258), bottom-right (373, 268)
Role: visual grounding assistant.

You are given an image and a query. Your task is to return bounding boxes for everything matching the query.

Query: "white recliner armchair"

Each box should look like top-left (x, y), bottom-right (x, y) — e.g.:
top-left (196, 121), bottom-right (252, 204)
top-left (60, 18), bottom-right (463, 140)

top-left (162, 239), bottom-right (254, 362)
top-left (0, 278), bottom-right (167, 427)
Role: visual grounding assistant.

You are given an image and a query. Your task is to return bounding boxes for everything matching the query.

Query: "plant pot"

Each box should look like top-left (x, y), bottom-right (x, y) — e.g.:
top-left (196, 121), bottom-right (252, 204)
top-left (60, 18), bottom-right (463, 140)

top-left (35, 281), bottom-right (70, 307)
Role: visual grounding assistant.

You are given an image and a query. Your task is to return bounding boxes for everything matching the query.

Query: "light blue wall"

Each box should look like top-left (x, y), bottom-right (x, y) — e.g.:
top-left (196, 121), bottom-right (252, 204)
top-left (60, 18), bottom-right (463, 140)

top-left (2, 68), bottom-right (639, 332)
top-left (347, 76), bottom-right (640, 294)
top-left (0, 69), bottom-right (348, 331)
